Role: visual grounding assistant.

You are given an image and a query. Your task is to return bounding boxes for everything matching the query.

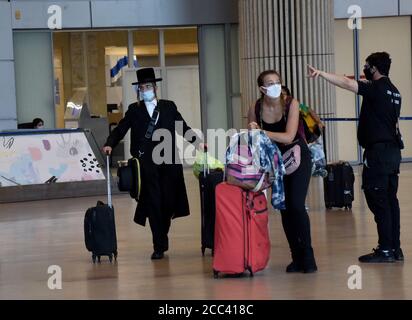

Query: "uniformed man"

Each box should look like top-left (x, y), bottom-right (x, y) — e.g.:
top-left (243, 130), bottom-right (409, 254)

top-left (308, 52), bottom-right (403, 263)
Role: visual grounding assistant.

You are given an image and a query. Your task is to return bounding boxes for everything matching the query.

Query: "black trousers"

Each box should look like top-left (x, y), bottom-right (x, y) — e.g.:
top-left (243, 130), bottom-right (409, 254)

top-left (141, 161), bottom-right (171, 253)
top-left (362, 143), bottom-right (401, 251)
top-left (280, 141), bottom-right (313, 251)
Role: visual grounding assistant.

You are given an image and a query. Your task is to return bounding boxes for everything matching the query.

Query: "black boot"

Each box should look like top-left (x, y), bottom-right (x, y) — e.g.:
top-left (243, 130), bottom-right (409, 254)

top-left (302, 248), bottom-right (318, 273)
top-left (286, 249), bottom-right (303, 273)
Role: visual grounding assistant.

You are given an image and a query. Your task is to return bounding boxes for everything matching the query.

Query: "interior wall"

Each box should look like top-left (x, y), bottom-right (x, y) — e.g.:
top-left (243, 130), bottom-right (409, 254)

top-left (334, 16), bottom-right (412, 161)
top-left (0, 1), bottom-right (17, 131)
top-left (14, 32), bottom-right (55, 128)
top-left (359, 17), bottom-right (412, 159)
top-left (334, 19), bottom-right (358, 162)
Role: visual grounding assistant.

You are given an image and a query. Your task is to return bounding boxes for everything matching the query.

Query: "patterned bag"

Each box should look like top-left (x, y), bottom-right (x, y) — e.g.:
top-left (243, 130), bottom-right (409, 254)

top-left (226, 145), bottom-right (273, 192)
top-left (226, 131), bottom-right (279, 192)
top-left (282, 143), bottom-right (301, 175)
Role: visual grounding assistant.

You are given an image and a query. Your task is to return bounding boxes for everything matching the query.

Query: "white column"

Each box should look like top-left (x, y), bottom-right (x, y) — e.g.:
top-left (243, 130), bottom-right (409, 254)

top-left (239, 0), bottom-right (338, 161)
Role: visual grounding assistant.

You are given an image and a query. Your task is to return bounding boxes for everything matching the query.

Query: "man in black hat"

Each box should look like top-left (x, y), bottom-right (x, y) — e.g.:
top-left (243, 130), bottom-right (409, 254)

top-left (103, 67), bottom-right (201, 260)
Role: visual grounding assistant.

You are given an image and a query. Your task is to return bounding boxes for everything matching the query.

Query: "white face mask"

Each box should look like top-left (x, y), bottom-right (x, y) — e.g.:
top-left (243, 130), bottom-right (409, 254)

top-left (264, 84), bottom-right (282, 99)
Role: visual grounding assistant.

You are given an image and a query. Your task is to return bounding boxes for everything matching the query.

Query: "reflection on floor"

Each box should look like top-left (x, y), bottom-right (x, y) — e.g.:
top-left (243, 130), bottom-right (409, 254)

top-left (1, 164), bottom-right (412, 299)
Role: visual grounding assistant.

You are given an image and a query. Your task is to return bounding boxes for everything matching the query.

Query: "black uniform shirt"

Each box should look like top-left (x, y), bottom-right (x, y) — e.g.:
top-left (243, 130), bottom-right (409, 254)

top-left (357, 77), bottom-right (401, 148)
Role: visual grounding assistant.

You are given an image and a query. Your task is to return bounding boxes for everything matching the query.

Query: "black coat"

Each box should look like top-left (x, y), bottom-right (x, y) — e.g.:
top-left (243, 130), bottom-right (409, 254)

top-left (105, 99), bottom-right (199, 226)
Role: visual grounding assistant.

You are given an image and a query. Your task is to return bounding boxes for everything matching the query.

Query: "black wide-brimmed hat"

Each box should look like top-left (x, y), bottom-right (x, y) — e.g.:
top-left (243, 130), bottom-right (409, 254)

top-left (131, 67), bottom-right (162, 85)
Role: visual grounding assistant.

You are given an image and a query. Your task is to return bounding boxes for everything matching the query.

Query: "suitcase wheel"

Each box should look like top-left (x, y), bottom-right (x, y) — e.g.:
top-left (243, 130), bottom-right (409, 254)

top-left (97, 256), bottom-right (101, 263)
top-left (109, 254), bottom-right (113, 263)
top-left (114, 251), bottom-right (118, 261)
top-left (201, 246), bottom-right (206, 257)
top-left (213, 270), bottom-right (219, 279)
top-left (248, 268), bottom-right (254, 277)
top-left (92, 254), bottom-right (97, 264)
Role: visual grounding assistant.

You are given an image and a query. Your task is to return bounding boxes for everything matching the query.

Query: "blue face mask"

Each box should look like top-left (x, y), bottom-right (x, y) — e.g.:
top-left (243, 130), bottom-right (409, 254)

top-left (140, 89), bottom-right (155, 102)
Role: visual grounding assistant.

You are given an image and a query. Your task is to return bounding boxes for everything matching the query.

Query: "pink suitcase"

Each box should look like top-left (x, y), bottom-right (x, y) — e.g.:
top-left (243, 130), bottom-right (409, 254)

top-left (213, 182), bottom-right (270, 277)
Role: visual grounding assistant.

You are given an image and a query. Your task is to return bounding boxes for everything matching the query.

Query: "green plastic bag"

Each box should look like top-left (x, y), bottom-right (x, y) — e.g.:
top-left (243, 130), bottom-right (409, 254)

top-left (193, 151), bottom-right (224, 179)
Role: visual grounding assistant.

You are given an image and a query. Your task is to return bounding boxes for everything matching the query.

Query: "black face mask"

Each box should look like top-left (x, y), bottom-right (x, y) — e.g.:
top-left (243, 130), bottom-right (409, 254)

top-left (363, 67), bottom-right (374, 81)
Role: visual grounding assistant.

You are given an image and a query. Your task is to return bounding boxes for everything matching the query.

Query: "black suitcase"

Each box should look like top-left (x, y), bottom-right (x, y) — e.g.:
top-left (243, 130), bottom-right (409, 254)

top-left (198, 150), bottom-right (224, 256)
top-left (323, 161), bottom-right (355, 210)
top-left (84, 154), bottom-right (118, 263)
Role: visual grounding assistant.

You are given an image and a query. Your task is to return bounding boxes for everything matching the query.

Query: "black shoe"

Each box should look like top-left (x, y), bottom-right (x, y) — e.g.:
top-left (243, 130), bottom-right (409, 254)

top-left (151, 251), bottom-right (164, 260)
top-left (393, 248), bottom-right (404, 261)
top-left (302, 248), bottom-right (318, 273)
top-left (286, 261), bottom-right (304, 273)
top-left (303, 263), bottom-right (318, 273)
top-left (286, 249), bottom-right (304, 273)
top-left (358, 248), bottom-right (395, 263)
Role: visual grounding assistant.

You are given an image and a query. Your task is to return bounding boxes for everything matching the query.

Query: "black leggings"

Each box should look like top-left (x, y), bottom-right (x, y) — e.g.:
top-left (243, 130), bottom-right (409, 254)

top-left (280, 142), bottom-right (313, 251)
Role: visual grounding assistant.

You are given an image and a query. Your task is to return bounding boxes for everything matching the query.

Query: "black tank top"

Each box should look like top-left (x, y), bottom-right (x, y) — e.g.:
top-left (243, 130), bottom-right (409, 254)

top-left (255, 97), bottom-right (308, 154)
top-left (255, 97), bottom-right (303, 138)
top-left (261, 118), bottom-right (287, 133)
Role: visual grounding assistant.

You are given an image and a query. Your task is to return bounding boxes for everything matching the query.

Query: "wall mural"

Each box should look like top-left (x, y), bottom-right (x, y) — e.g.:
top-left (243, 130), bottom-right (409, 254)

top-left (0, 132), bottom-right (105, 187)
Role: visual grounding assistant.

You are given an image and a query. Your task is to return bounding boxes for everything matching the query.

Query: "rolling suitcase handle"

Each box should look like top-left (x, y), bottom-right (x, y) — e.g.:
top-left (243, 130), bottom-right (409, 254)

top-left (203, 145), bottom-right (210, 176)
top-left (321, 127), bottom-right (327, 164)
top-left (106, 153), bottom-right (112, 208)
top-left (201, 145), bottom-right (208, 256)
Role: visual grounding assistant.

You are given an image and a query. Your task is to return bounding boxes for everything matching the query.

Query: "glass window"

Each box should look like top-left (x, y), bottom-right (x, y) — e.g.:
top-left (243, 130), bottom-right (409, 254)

top-left (133, 29), bottom-right (160, 68)
top-left (53, 30), bottom-right (129, 128)
top-left (164, 27), bottom-right (198, 67)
